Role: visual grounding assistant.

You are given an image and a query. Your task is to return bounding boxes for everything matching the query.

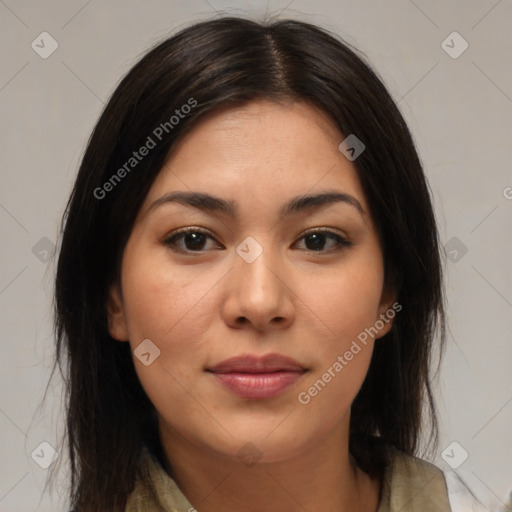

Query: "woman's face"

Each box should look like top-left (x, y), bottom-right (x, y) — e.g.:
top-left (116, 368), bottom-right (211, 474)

top-left (108, 99), bottom-right (394, 464)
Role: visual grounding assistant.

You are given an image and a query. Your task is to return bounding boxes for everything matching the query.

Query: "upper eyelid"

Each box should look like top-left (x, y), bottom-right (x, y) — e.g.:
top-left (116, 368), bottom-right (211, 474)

top-left (166, 226), bottom-right (347, 238)
top-left (165, 226), bottom-right (216, 241)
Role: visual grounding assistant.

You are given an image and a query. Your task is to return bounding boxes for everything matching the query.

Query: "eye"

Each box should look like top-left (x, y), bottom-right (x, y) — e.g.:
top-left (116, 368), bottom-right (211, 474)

top-left (294, 229), bottom-right (352, 252)
top-left (163, 227), bottom-right (222, 253)
top-left (163, 227), bottom-right (352, 255)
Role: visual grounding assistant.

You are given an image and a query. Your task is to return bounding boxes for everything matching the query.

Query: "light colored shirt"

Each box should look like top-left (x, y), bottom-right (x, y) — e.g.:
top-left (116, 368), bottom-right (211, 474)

top-left (125, 447), bottom-right (452, 511)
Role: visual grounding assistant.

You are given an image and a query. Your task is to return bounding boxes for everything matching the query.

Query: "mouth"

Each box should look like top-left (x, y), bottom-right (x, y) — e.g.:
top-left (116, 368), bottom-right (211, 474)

top-left (206, 353), bottom-right (307, 399)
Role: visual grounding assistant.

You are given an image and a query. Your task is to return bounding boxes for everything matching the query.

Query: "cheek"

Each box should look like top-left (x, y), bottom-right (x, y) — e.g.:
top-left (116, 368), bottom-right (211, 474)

top-left (294, 252), bottom-right (384, 414)
top-left (119, 250), bottom-right (223, 403)
top-left (120, 261), bottom-right (211, 424)
top-left (295, 283), bottom-right (379, 434)
top-left (307, 258), bottom-right (385, 344)
top-left (121, 249), bottom-right (219, 345)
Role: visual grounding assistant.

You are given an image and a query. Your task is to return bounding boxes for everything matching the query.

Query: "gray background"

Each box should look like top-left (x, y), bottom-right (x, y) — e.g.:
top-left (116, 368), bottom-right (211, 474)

top-left (0, 1), bottom-right (511, 511)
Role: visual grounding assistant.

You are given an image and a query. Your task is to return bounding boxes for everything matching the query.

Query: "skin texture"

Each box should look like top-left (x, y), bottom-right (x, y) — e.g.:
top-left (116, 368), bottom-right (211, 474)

top-left (107, 100), bottom-right (395, 512)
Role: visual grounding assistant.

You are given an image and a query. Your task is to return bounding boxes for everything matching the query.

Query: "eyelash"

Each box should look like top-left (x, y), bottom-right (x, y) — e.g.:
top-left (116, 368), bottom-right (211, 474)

top-left (163, 227), bottom-right (353, 255)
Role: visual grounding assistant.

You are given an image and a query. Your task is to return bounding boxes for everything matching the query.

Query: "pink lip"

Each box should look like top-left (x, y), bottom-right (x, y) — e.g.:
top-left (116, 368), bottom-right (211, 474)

top-left (207, 353), bottom-right (306, 399)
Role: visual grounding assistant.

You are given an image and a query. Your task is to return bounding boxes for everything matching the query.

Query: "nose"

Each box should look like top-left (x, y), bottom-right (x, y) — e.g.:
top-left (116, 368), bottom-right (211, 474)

top-left (221, 243), bottom-right (295, 332)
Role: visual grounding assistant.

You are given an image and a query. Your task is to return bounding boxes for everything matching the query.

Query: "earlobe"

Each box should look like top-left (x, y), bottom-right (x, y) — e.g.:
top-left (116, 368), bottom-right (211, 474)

top-left (106, 284), bottom-right (129, 342)
top-left (375, 303), bottom-right (395, 339)
top-left (375, 287), bottom-right (399, 339)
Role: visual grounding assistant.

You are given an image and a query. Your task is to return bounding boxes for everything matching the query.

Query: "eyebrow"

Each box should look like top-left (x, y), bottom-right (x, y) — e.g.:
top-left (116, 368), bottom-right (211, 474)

top-left (147, 190), bottom-right (365, 218)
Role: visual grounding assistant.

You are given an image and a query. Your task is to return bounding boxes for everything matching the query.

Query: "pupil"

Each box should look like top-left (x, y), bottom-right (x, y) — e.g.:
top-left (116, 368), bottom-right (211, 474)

top-left (185, 232), bottom-right (205, 250)
top-left (307, 233), bottom-right (324, 251)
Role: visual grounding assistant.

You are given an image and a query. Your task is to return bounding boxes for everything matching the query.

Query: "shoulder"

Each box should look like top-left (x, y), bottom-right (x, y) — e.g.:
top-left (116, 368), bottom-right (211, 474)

top-left (377, 448), bottom-right (452, 512)
top-left (125, 446), bottom-right (194, 512)
top-left (443, 470), bottom-right (493, 511)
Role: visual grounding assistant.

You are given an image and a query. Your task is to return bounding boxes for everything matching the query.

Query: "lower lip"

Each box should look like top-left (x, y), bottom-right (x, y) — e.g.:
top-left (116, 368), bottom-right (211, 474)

top-left (210, 371), bottom-right (304, 399)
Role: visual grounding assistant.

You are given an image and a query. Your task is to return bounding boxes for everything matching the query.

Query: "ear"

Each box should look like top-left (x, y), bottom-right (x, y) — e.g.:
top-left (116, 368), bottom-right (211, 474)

top-left (106, 284), bottom-right (129, 342)
top-left (374, 284), bottom-right (399, 340)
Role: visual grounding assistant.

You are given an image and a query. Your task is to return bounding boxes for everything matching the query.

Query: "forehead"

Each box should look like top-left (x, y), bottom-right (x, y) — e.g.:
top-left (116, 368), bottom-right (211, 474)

top-left (165, 99), bottom-right (343, 166)
top-left (140, 99), bottom-right (369, 216)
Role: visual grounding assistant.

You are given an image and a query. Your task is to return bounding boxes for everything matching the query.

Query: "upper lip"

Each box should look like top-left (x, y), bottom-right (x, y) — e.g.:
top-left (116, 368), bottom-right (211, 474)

top-left (207, 353), bottom-right (305, 374)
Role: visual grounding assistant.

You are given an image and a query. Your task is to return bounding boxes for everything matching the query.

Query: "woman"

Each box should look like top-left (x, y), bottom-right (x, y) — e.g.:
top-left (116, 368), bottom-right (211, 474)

top-left (53, 16), bottom-right (451, 511)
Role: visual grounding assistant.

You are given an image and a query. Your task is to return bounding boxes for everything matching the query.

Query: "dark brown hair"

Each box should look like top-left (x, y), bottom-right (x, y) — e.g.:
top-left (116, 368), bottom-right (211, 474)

top-left (52, 16), bottom-right (445, 511)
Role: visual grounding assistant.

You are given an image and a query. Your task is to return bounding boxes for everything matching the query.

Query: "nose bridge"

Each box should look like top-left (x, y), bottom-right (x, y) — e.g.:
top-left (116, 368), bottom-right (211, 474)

top-left (234, 235), bottom-right (280, 300)
top-left (224, 234), bottom-right (294, 330)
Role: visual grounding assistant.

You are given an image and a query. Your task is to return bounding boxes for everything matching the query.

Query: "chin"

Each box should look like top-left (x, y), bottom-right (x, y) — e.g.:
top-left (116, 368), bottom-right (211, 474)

top-left (201, 425), bottom-right (315, 466)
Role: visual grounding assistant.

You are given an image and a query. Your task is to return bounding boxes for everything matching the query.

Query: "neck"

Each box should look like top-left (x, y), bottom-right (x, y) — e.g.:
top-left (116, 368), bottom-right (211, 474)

top-left (158, 418), bottom-right (381, 512)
